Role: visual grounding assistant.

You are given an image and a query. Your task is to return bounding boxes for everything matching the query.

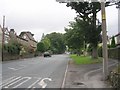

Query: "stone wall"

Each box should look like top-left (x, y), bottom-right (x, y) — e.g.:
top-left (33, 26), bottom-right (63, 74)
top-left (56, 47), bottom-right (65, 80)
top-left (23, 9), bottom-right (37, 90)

top-left (108, 46), bottom-right (120, 60)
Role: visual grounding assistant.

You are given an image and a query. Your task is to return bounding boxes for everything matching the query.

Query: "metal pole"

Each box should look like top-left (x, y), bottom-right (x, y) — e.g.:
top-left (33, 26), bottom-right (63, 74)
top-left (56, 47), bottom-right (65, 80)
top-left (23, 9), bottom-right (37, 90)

top-left (2, 16), bottom-right (5, 61)
top-left (101, 1), bottom-right (108, 80)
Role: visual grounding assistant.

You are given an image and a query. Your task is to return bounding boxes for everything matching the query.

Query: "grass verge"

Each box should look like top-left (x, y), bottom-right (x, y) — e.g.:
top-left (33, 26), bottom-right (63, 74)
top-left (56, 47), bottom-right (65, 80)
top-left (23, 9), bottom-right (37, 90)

top-left (70, 54), bottom-right (102, 65)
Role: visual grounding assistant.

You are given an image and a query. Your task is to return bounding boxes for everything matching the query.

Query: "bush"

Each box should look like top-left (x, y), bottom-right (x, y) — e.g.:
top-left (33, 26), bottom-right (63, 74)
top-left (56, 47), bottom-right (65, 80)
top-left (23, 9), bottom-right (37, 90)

top-left (4, 43), bottom-right (21, 55)
top-left (98, 46), bottom-right (102, 57)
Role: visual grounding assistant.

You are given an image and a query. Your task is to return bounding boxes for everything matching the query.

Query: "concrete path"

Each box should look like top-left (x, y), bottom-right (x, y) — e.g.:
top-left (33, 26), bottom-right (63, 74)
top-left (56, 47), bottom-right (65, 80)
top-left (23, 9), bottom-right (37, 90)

top-left (64, 59), bottom-right (118, 88)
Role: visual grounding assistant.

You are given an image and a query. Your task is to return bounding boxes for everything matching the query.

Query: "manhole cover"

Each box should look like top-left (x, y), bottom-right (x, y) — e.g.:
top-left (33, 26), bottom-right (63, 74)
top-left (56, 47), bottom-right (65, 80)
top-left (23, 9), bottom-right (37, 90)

top-left (73, 82), bottom-right (84, 86)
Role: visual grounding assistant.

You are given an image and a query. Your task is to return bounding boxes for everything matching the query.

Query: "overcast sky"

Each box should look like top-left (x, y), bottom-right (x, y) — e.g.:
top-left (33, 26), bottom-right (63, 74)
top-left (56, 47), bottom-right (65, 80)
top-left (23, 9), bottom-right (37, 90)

top-left (0, 0), bottom-right (119, 41)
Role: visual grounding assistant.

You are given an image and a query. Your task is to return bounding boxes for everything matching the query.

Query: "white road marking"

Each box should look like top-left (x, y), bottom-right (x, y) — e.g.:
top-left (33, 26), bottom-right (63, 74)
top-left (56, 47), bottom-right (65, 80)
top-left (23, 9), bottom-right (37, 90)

top-left (4, 77), bottom-right (31, 88)
top-left (28, 78), bottom-right (41, 88)
top-left (0, 76), bottom-right (17, 86)
top-left (38, 78), bottom-right (52, 88)
top-left (61, 60), bottom-right (69, 88)
top-left (8, 65), bottom-right (26, 71)
top-left (2, 76), bottom-right (21, 88)
top-left (13, 77), bottom-right (31, 88)
top-left (8, 67), bottom-right (17, 71)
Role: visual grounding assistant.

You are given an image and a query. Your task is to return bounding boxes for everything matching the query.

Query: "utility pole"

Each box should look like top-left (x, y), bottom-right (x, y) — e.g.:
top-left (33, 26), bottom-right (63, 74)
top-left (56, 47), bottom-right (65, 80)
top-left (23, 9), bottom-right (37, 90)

top-left (101, 1), bottom-right (108, 80)
top-left (2, 16), bottom-right (5, 61)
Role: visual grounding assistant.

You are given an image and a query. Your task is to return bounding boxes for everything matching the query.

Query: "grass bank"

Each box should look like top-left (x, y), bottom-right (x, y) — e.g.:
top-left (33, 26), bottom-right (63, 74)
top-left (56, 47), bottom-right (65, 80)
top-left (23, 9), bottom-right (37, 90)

top-left (70, 54), bottom-right (102, 64)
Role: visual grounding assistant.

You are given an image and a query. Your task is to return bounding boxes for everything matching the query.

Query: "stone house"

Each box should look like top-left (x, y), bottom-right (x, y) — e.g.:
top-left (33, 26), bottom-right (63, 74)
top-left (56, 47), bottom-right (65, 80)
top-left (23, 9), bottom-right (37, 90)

top-left (3, 28), bottom-right (37, 52)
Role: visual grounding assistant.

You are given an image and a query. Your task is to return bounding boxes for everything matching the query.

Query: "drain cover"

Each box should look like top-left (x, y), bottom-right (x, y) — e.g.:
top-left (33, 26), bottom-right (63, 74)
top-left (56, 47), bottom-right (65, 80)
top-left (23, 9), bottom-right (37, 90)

top-left (73, 82), bottom-right (84, 86)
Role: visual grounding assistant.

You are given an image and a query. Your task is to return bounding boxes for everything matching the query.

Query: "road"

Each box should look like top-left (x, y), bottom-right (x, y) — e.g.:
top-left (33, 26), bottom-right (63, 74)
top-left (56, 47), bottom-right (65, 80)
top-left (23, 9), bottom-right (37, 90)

top-left (1, 54), bottom-right (69, 88)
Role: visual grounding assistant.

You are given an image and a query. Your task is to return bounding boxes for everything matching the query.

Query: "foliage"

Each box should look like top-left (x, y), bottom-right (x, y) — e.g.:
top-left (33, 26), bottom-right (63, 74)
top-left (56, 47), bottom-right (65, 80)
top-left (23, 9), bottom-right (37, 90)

top-left (65, 2), bottom-right (110, 58)
top-left (70, 54), bottom-right (102, 64)
top-left (45, 32), bottom-right (66, 54)
top-left (64, 21), bottom-right (84, 51)
top-left (4, 42), bottom-right (21, 55)
top-left (98, 46), bottom-right (102, 57)
top-left (41, 37), bottom-right (51, 51)
top-left (37, 42), bottom-right (46, 53)
top-left (111, 36), bottom-right (116, 48)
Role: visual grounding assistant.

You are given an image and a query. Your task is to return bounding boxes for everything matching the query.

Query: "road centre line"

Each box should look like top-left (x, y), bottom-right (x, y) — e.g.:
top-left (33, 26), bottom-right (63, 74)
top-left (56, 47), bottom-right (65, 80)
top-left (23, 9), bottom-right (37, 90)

top-left (1, 76), bottom-right (21, 88)
top-left (4, 77), bottom-right (31, 88)
top-left (13, 77), bottom-right (31, 88)
top-left (8, 67), bottom-right (17, 71)
top-left (8, 65), bottom-right (26, 71)
top-left (28, 78), bottom-right (41, 88)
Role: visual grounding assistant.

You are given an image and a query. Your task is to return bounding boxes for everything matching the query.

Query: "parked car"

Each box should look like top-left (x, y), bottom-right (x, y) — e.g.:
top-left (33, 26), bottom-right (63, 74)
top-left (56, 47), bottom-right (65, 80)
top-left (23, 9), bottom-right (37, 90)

top-left (44, 52), bottom-right (51, 57)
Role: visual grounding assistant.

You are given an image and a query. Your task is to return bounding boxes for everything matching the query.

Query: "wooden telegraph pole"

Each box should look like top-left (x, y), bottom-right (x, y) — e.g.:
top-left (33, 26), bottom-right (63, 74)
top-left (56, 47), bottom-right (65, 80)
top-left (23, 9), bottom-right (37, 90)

top-left (2, 16), bottom-right (5, 61)
top-left (101, 0), bottom-right (108, 80)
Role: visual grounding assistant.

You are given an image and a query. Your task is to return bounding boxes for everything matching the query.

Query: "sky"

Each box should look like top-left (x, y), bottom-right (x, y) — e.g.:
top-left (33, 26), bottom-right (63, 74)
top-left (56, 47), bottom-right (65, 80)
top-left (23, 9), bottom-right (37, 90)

top-left (0, 0), bottom-right (119, 41)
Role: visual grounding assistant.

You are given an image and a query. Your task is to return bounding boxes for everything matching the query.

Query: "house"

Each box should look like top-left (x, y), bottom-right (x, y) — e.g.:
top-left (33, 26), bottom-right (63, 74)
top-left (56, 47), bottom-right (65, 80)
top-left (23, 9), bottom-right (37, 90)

top-left (2, 28), bottom-right (37, 52)
top-left (18, 31), bottom-right (37, 51)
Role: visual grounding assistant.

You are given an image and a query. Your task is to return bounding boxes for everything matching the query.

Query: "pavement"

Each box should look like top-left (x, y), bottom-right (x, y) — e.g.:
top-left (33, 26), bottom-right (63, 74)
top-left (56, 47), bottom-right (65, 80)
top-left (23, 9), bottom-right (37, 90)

top-left (1, 54), bottom-right (69, 88)
top-left (64, 58), bottom-right (118, 88)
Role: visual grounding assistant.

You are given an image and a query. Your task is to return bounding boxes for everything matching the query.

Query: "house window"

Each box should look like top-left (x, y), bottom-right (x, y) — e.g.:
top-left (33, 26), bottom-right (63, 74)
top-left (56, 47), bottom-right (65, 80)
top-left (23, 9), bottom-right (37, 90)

top-left (23, 35), bottom-right (27, 39)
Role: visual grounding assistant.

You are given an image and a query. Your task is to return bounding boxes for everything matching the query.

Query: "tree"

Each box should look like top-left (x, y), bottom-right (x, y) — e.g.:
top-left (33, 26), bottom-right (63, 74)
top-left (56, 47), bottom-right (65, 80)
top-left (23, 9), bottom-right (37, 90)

top-left (37, 42), bottom-right (45, 53)
top-left (41, 37), bottom-right (51, 51)
top-left (111, 36), bottom-right (116, 48)
top-left (45, 32), bottom-right (66, 54)
top-left (4, 42), bottom-right (21, 55)
top-left (64, 21), bottom-right (84, 55)
top-left (66, 1), bottom-right (110, 58)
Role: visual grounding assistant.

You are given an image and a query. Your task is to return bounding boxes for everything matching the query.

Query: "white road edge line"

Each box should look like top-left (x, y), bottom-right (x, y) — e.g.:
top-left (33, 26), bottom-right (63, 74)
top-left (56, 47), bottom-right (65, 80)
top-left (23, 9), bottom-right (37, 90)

top-left (61, 60), bottom-right (69, 88)
top-left (84, 61), bottom-right (118, 81)
top-left (28, 78), bottom-right (41, 88)
top-left (13, 77), bottom-right (31, 88)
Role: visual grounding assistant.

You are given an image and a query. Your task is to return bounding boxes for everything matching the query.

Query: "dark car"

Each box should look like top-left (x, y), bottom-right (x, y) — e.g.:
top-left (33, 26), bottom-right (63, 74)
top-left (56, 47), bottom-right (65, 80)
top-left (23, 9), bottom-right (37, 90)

top-left (44, 52), bottom-right (51, 57)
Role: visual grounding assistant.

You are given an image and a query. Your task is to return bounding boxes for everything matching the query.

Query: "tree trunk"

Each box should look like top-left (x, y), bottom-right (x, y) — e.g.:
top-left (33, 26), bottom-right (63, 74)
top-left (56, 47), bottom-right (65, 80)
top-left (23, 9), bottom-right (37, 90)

top-left (92, 47), bottom-right (98, 59)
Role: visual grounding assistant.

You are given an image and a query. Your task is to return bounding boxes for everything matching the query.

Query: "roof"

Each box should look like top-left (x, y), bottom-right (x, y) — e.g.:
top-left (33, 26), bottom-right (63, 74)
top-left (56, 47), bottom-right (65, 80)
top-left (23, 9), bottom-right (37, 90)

top-left (19, 31), bottom-right (37, 43)
top-left (115, 32), bottom-right (120, 37)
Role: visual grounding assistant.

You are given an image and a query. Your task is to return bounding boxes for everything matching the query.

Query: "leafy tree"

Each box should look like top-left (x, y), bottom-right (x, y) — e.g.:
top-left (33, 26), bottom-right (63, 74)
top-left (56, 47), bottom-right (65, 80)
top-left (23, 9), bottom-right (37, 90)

top-left (65, 1), bottom-right (110, 58)
top-left (111, 36), bottom-right (116, 48)
top-left (37, 42), bottom-right (45, 53)
top-left (41, 37), bottom-right (51, 51)
top-left (64, 21), bottom-right (84, 54)
top-left (4, 42), bottom-right (21, 55)
top-left (45, 32), bottom-right (66, 54)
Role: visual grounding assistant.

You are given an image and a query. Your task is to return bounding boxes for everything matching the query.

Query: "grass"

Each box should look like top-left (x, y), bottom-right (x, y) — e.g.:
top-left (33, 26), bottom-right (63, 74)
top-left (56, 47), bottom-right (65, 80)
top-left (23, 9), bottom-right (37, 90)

top-left (70, 54), bottom-right (102, 65)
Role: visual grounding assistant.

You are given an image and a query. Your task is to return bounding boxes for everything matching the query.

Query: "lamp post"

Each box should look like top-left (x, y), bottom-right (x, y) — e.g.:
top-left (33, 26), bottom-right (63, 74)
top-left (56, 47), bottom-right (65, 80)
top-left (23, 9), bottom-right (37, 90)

top-left (101, 0), bottom-right (108, 80)
top-left (2, 16), bottom-right (5, 61)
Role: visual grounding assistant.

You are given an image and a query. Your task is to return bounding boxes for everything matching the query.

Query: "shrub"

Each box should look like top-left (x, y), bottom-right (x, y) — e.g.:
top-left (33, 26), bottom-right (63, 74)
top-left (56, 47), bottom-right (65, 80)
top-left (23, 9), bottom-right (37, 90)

top-left (4, 42), bottom-right (21, 55)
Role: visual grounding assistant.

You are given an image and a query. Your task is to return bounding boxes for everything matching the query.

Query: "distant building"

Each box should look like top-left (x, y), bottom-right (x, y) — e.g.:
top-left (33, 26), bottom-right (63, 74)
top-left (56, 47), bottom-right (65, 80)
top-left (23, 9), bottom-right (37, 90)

top-left (3, 28), bottom-right (37, 51)
top-left (19, 31), bottom-right (37, 50)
